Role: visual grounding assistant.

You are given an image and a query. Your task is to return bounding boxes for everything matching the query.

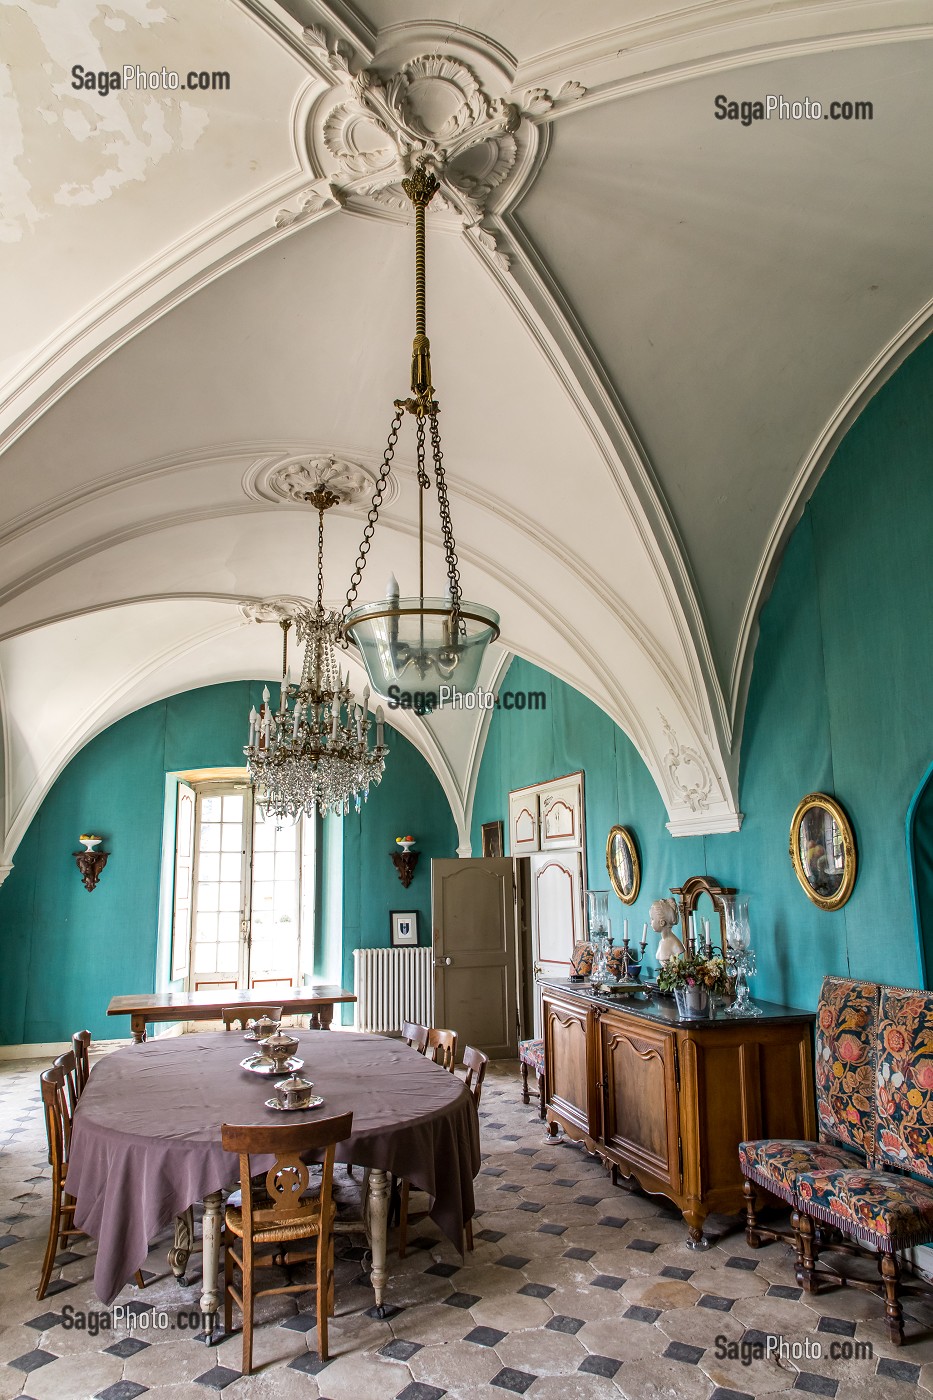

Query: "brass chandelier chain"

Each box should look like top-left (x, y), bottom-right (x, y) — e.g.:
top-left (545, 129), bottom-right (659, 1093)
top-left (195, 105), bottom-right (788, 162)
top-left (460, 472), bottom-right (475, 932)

top-left (340, 158), bottom-right (465, 631)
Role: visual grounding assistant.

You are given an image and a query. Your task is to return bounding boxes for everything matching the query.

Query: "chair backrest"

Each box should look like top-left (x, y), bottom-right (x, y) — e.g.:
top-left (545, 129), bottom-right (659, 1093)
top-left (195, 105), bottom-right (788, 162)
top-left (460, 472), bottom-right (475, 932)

top-left (402, 1022), bottom-right (429, 1053)
top-left (814, 975), bottom-right (878, 1159)
top-left (53, 1049), bottom-right (81, 1125)
top-left (221, 1113), bottom-right (353, 1232)
top-left (427, 1027), bottom-right (458, 1072)
top-left (462, 1045), bottom-right (488, 1107)
top-left (40, 1065), bottom-right (70, 1173)
top-left (876, 984), bottom-right (933, 1182)
top-left (72, 1030), bottom-right (92, 1094)
top-left (221, 1006), bottom-right (283, 1031)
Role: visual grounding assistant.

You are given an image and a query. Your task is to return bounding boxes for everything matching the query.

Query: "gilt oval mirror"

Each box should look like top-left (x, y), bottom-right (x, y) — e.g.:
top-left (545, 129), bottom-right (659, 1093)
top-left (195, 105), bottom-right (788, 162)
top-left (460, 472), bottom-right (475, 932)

top-left (606, 825), bottom-right (640, 905)
top-left (789, 793), bottom-right (857, 911)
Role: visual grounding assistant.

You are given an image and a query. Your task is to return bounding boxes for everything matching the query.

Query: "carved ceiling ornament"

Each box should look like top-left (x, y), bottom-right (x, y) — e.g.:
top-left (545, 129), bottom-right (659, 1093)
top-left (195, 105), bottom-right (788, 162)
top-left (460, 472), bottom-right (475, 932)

top-left (306, 33), bottom-right (580, 232)
top-left (659, 713), bottom-right (721, 815)
top-left (238, 597), bottom-right (307, 624)
top-left (244, 452), bottom-right (399, 509)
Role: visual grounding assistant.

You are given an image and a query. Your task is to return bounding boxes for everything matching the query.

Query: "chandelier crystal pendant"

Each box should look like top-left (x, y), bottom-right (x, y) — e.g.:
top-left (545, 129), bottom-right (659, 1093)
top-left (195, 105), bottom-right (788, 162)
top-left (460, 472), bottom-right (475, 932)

top-left (341, 162), bottom-right (500, 698)
top-left (244, 487), bottom-right (389, 818)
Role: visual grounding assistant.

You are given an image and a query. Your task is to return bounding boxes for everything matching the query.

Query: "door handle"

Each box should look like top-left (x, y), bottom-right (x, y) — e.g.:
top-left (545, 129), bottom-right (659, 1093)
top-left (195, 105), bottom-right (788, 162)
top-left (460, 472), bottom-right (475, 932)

top-left (435, 957), bottom-right (453, 967)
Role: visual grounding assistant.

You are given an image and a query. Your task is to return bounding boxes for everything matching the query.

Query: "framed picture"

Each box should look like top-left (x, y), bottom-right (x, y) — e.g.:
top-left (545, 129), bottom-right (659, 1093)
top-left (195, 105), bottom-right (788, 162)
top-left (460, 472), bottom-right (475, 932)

top-left (390, 910), bottom-right (420, 946)
top-left (481, 820), bottom-right (504, 858)
top-left (606, 825), bottom-right (640, 904)
top-left (789, 793), bottom-right (857, 911)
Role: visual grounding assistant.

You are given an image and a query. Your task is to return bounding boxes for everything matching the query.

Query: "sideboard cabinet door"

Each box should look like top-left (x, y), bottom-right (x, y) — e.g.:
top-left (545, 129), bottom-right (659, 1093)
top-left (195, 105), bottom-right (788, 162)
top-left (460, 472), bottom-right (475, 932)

top-left (598, 1011), bottom-right (681, 1192)
top-left (543, 994), bottom-right (593, 1138)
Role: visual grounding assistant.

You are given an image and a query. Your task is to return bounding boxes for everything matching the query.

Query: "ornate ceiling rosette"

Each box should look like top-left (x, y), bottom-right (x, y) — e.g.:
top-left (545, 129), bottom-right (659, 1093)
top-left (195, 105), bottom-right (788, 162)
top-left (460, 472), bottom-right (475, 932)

top-left (243, 451), bottom-right (400, 510)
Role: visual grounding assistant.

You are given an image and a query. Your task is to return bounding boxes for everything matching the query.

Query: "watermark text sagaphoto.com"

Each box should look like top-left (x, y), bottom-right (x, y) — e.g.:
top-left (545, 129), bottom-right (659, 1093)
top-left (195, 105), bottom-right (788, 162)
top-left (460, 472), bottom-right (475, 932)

top-left (386, 685), bottom-right (547, 715)
top-left (714, 94), bottom-right (873, 126)
top-left (714, 1333), bottom-right (873, 1366)
top-left (61, 1305), bottom-right (206, 1336)
top-left (71, 65), bottom-right (231, 95)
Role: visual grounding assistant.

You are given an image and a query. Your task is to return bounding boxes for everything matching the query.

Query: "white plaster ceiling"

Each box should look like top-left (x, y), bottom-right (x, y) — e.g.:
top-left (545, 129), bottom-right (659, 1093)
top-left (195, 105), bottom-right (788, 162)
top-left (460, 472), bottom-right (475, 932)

top-left (1, 0), bottom-right (931, 872)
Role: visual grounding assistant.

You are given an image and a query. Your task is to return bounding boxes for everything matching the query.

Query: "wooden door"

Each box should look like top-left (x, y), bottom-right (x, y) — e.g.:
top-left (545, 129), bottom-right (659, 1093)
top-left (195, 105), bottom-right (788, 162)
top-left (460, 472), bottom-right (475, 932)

top-left (540, 774), bottom-right (584, 850)
top-left (543, 991), bottom-right (594, 1138)
top-left (432, 858), bottom-right (517, 1059)
top-left (529, 850), bottom-right (584, 1035)
top-left (509, 789), bottom-right (540, 854)
top-left (598, 1009), bottom-right (681, 1191)
top-left (171, 781), bottom-right (195, 982)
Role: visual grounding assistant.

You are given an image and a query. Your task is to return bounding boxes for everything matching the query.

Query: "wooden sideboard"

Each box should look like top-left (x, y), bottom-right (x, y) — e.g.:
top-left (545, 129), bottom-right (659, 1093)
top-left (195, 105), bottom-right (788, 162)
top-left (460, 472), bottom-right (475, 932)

top-left (542, 979), bottom-right (815, 1247)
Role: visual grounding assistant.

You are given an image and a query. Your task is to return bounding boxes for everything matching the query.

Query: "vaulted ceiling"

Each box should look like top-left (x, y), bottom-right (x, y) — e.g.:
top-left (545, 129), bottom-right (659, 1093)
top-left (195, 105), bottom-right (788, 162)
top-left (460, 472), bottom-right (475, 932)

top-left (1, 0), bottom-right (931, 871)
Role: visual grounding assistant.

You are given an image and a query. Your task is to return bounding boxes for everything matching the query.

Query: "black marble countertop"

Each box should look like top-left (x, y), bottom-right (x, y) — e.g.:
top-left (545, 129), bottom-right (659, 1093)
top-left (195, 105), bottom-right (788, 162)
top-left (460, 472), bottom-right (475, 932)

top-left (539, 976), bottom-right (814, 1027)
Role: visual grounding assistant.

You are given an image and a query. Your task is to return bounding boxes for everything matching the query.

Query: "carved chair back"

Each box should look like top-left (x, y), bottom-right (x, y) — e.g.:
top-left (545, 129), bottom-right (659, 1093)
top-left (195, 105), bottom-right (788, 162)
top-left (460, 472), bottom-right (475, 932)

top-left (53, 1050), bottom-right (80, 1130)
top-left (402, 1022), bottom-right (429, 1053)
top-left (427, 1027), bottom-right (458, 1071)
top-left (221, 1114), bottom-right (353, 1233)
top-left (40, 1065), bottom-right (71, 1179)
top-left (875, 985), bottom-right (933, 1182)
top-left (462, 1045), bottom-right (488, 1106)
top-left (72, 1031), bottom-right (92, 1094)
top-left (221, 1006), bottom-right (283, 1031)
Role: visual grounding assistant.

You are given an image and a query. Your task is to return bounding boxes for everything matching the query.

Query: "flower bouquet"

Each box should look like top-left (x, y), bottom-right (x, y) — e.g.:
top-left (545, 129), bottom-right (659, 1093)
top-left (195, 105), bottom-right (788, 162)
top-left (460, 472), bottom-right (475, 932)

top-left (657, 950), bottom-right (731, 1019)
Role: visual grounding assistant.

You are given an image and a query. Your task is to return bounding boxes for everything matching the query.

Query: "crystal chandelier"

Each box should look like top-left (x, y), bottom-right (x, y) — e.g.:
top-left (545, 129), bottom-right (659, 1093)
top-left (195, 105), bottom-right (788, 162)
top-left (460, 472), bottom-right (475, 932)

top-left (244, 486), bottom-right (388, 818)
top-left (341, 162), bottom-right (500, 697)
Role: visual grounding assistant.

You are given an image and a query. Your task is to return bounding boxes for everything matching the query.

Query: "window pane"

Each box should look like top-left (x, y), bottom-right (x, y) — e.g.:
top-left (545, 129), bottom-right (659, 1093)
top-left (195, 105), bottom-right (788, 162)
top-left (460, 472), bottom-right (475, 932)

top-left (253, 819), bottom-right (275, 851)
top-left (218, 881), bottom-right (241, 912)
top-left (198, 883), bottom-right (220, 912)
top-left (216, 941), bottom-right (239, 970)
top-left (220, 852), bottom-right (241, 882)
top-left (201, 796), bottom-right (222, 821)
top-left (275, 852), bottom-right (296, 881)
top-left (223, 793), bottom-right (244, 821)
top-left (274, 821), bottom-right (297, 851)
top-left (198, 853), bottom-right (220, 883)
top-left (199, 823), bottom-right (221, 852)
top-left (217, 912), bottom-right (240, 939)
top-left (194, 942), bottom-right (216, 974)
top-left (221, 824), bottom-right (242, 852)
top-left (253, 852), bottom-right (275, 882)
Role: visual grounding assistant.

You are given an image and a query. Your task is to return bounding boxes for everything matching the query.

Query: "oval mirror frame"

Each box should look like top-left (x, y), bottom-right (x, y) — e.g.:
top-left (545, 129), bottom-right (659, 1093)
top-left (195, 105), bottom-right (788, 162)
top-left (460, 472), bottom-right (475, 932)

top-left (789, 792), bottom-right (857, 912)
top-left (606, 825), bottom-right (640, 905)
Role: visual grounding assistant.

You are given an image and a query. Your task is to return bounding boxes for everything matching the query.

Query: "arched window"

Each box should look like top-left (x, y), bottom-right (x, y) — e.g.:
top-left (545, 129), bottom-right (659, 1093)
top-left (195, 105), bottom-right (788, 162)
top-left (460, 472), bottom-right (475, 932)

top-left (908, 762), bottom-right (933, 989)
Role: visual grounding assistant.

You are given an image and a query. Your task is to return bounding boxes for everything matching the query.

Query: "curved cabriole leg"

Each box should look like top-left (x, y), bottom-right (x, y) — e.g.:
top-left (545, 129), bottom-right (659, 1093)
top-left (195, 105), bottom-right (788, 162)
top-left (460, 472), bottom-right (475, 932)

top-left (743, 1179), bottom-right (762, 1247)
top-left (168, 1206), bottom-right (195, 1286)
top-left (684, 1205), bottom-right (709, 1250)
top-left (879, 1251), bottom-right (905, 1346)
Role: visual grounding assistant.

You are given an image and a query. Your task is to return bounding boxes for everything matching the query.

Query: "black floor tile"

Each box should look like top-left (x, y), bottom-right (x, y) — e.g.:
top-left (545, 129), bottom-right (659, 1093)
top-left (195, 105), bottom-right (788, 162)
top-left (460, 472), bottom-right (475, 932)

top-left (25, 1312), bottom-right (61, 1331)
top-left (279, 1313), bottom-right (315, 1331)
top-left (660, 1265), bottom-right (694, 1281)
top-left (381, 1339), bottom-right (423, 1361)
top-left (426, 1262), bottom-right (460, 1277)
top-left (599, 1216), bottom-right (629, 1229)
top-left (104, 1338), bottom-right (151, 1358)
top-left (794, 1374), bottom-right (838, 1397)
top-left (396, 1384), bottom-right (446, 1400)
top-left (698, 1294), bottom-right (735, 1311)
top-left (96, 1383), bottom-right (150, 1400)
top-left (546, 1315), bottom-right (585, 1335)
top-left (518, 1201), bottom-right (544, 1213)
top-left (490, 1367), bottom-right (536, 1394)
top-left (193, 1367), bottom-right (241, 1390)
top-left (442, 1291), bottom-right (481, 1309)
top-left (518, 1282), bottom-right (554, 1299)
top-left (537, 1223), bottom-right (567, 1235)
top-left (816, 1315), bottom-right (856, 1337)
top-left (591, 1274), bottom-right (626, 1290)
top-left (563, 1247), bottom-right (594, 1261)
top-left (625, 1304), bottom-right (661, 1324)
top-left (726, 1255), bottom-right (759, 1270)
top-left (477, 1229), bottom-right (506, 1242)
top-left (579, 1355), bottom-right (621, 1379)
top-left (768, 1284), bottom-right (802, 1300)
top-left (877, 1358), bottom-right (921, 1384)
top-left (497, 1255), bottom-right (531, 1270)
top-left (574, 1195), bottom-right (602, 1206)
top-left (9, 1350), bottom-right (57, 1373)
top-left (664, 1341), bottom-right (705, 1364)
top-left (464, 1325), bottom-right (507, 1347)
top-left (288, 1353), bottom-right (332, 1374)
top-left (627, 1238), bottom-right (659, 1253)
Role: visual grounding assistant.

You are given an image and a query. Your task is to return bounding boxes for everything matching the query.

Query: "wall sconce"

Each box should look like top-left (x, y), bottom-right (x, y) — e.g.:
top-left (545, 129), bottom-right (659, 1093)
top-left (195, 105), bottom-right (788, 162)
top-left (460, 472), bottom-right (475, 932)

top-left (391, 836), bottom-right (418, 889)
top-left (74, 834), bottom-right (108, 892)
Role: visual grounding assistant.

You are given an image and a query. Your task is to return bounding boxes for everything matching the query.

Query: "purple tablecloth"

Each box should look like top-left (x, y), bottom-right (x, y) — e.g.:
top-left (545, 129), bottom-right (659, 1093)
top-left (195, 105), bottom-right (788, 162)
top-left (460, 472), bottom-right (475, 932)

top-left (67, 1031), bottom-right (480, 1304)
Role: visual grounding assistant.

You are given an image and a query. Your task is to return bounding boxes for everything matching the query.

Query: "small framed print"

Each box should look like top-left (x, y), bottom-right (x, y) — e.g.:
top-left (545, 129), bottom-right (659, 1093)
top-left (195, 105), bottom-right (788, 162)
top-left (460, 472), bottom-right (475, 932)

top-left (390, 911), bottom-right (420, 947)
top-left (481, 820), bottom-right (504, 858)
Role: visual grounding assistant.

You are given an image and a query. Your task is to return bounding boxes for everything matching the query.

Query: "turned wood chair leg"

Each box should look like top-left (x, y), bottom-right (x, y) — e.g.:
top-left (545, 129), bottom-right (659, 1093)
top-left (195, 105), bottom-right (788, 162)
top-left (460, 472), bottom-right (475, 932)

top-left (790, 1208), bottom-right (805, 1275)
top-left (537, 1072), bottom-right (546, 1120)
top-left (224, 1244), bottom-right (233, 1336)
top-left (743, 1178), bottom-right (762, 1247)
top-left (520, 1061), bottom-right (530, 1104)
top-left (796, 1210), bottom-right (819, 1293)
top-left (241, 1241), bottom-right (254, 1376)
top-left (880, 1251), bottom-right (905, 1345)
top-left (37, 1191), bottom-right (62, 1300)
top-left (316, 1229), bottom-right (331, 1361)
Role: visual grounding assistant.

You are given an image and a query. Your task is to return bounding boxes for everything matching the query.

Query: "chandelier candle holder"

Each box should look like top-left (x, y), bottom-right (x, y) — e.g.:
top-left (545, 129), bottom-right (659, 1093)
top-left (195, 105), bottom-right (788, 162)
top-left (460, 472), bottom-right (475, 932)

top-left (340, 161), bottom-right (500, 697)
top-left (245, 489), bottom-right (389, 818)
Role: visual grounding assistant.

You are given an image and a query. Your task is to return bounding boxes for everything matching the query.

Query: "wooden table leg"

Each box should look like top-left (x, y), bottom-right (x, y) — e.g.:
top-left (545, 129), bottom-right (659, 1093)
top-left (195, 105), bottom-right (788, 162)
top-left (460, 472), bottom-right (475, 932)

top-left (308, 1008), bottom-right (323, 1030)
top-left (130, 1014), bottom-right (147, 1044)
top-left (316, 1005), bottom-right (335, 1030)
top-left (199, 1191), bottom-right (224, 1342)
top-left (168, 1206), bottom-right (194, 1285)
top-left (363, 1168), bottom-right (390, 1318)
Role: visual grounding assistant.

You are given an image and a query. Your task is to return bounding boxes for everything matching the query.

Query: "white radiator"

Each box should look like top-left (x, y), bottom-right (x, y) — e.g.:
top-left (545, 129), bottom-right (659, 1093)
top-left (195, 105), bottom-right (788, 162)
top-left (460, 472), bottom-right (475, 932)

top-left (353, 947), bottom-right (434, 1033)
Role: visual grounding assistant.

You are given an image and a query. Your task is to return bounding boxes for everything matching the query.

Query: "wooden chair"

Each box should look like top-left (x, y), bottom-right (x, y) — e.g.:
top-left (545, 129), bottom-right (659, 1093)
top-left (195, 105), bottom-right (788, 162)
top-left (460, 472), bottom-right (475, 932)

top-left (222, 1112), bottom-right (353, 1374)
top-left (72, 1031), bottom-right (92, 1095)
top-left (39, 1064), bottom-right (144, 1299)
top-left (53, 1050), bottom-right (81, 1124)
top-left (398, 1028), bottom-right (458, 1257)
top-left (461, 1045), bottom-right (488, 1252)
top-left (221, 1006), bottom-right (283, 1031)
top-left (426, 1027), bottom-right (458, 1070)
top-left (401, 1021), bottom-right (429, 1053)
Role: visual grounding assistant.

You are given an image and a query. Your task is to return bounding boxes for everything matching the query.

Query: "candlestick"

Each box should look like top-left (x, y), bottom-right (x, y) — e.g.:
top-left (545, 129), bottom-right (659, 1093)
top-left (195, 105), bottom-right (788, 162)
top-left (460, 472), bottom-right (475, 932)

top-left (640, 922), bottom-right (648, 949)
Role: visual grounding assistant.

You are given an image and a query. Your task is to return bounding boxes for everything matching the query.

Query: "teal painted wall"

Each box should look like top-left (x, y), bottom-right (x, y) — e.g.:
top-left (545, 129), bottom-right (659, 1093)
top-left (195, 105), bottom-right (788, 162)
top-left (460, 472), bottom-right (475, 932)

top-left (472, 334), bottom-right (933, 1012)
top-left (0, 682), bottom-right (455, 1045)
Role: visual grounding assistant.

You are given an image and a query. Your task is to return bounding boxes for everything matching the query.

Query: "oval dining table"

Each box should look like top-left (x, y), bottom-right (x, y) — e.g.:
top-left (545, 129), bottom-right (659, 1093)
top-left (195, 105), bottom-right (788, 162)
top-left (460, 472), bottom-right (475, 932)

top-left (66, 1029), bottom-right (480, 1338)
